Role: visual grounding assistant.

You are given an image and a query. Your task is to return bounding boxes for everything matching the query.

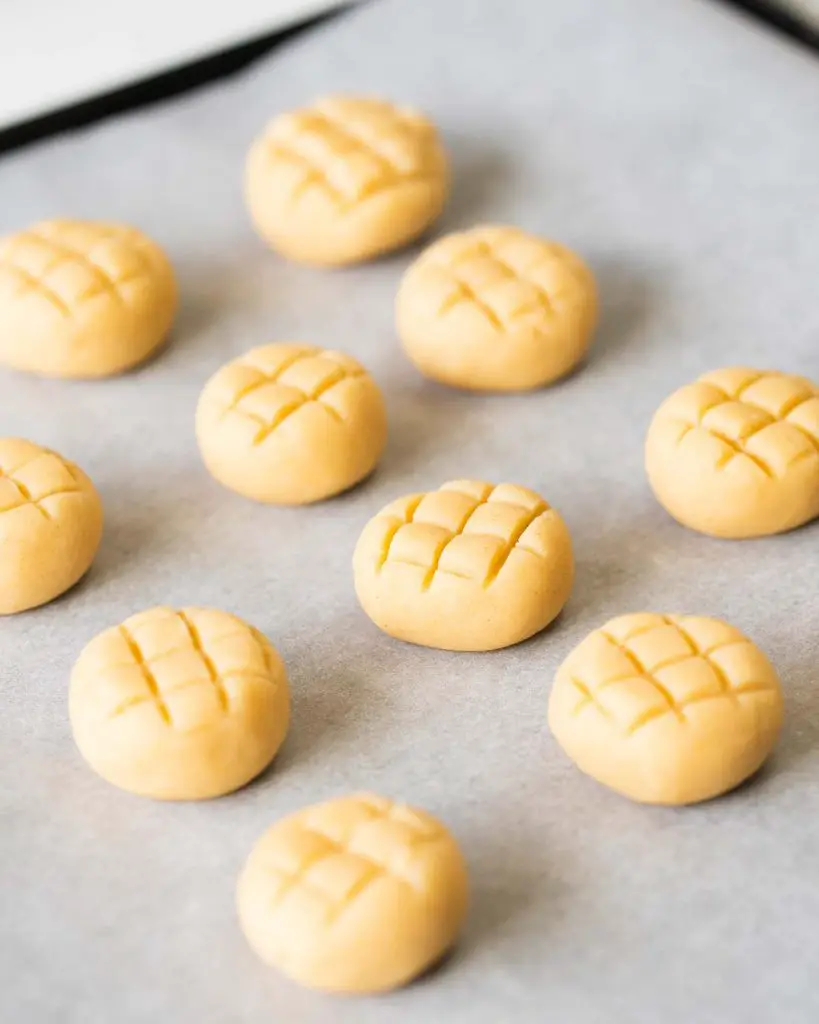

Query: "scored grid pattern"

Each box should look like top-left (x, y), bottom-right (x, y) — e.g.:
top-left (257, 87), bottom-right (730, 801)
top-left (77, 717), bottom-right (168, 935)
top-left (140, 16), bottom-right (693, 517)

top-left (107, 611), bottom-right (273, 727)
top-left (0, 223), bottom-right (156, 321)
top-left (260, 796), bottom-right (445, 924)
top-left (377, 482), bottom-right (550, 589)
top-left (262, 99), bottom-right (441, 210)
top-left (218, 348), bottom-right (364, 444)
top-left (0, 447), bottom-right (81, 521)
top-left (429, 230), bottom-right (584, 332)
top-left (569, 615), bottom-right (778, 735)
top-left (672, 370), bottom-right (819, 479)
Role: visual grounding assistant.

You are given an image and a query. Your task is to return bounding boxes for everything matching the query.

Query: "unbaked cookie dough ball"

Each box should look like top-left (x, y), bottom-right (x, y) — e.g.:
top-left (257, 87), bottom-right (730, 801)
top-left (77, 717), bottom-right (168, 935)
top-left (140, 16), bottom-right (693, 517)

top-left (397, 225), bottom-right (597, 391)
top-left (0, 438), bottom-right (103, 614)
top-left (70, 606), bottom-right (290, 800)
top-left (548, 613), bottom-right (784, 805)
top-left (196, 343), bottom-right (387, 505)
top-left (237, 792), bottom-right (468, 993)
top-left (245, 95), bottom-right (449, 265)
top-left (353, 479), bottom-right (574, 651)
top-left (0, 219), bottom-right (177, 378)
top-left (646, 367), bottom-right (819, 538)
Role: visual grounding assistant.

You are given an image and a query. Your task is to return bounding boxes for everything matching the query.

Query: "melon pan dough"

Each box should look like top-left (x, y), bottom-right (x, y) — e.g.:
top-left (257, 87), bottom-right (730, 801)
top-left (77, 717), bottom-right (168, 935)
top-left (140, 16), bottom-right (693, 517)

top-left (237, 792), bottom-right (468, 993)
top-left (196, 342), bottom-right (387, 506)
top-left (246, 95), bottom-right (449, 266)
top-left (354, 478), bottom-right (574, 651)
top-left (397, 225), bottom-right (598, 391)
top-left (0, 219), bottom-right (177, 379)
top-left (69, 606), bottom-right (290, 800)
top-left (646, 366), bottom-right (819, 538)
top-left (0, 437), bottom-right (103, 615)
top-left (548, 613), bottom-right (784, 805)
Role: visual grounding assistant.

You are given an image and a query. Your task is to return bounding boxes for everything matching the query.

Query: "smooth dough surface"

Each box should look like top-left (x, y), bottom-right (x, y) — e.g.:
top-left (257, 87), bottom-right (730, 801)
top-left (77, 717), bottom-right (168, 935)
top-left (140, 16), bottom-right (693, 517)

top-left (0, 438), bottom-right (103, 614)
top-left (396, 225), bottom-right (598, 391)
top-left (245, 95), bottom-right (448, 266)
top-left (353, 479), bottom-right (573, 651)
top-left (646, 367), bottom-right (819, 538)
top-left (548, 613), bottom-right (784, 805)
top-left (69, 606), bottom-right (290, 800)
top-left (196, 343), bottom-right (387, 505)
top-left (0, 219), bottom-right (177, 378)
top-left (236, 792), bottom-right (468, 993)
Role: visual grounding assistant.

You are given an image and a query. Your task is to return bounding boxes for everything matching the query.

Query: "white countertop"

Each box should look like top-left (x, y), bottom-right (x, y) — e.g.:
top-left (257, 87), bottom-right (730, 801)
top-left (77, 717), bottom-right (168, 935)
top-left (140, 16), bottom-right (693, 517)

top-left (0, 0), bottom-right (343, 130)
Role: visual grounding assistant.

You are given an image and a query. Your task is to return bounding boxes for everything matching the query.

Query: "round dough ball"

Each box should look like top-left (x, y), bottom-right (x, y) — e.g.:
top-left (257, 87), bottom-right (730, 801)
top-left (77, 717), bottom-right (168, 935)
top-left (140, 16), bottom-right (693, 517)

top-left (0, 219), bottom-right (177, 378)
top-left (396, 225), bottom-right (597, 391)
top-left (237, 792), bottom-right (468, 993)
top-left (0, 438), bottom-right (103, 614)
top-left (196, 343), bottom-right (387, 505)
top-left (548, 613), bottom-right (784, 805)
top-left (69, 606), bottom-right (290, 800)
top-left (353, 479), bottom-right (574, 651)
top-left (245, 95), bottom-right (448, 266)
top-left (646, 367), bottom-right (819, 538)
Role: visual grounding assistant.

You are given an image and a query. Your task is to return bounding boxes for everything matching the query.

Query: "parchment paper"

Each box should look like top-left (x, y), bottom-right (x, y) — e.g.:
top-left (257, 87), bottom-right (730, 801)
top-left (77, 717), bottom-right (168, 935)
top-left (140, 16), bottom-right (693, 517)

top-left (1, 0), bottom-right (818, 1021)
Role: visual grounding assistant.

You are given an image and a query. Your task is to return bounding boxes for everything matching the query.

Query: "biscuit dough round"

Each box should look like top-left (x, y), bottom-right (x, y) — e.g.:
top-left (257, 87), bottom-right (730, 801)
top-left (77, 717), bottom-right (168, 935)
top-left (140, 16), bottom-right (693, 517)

top-left (196, 343), bottom-right (387, 505)
top-left (353, 479), bottom-right (574, 651)
top-left (646, 367), bottom-right (819, 538)
top-left (70, 606), bottom-right (290, 800)
top-left (0, 219), bottom-right (177, 378)
top-left (245, 95), bottom-right (448, 265)
top-left (396, 225), bottom-right (597, 391)
top-left (237, 792), bottom-right (468, 993)
top-left (0, 438), bottom-right (103, 614)
top-left (548, 613), bottom-right (784, 805)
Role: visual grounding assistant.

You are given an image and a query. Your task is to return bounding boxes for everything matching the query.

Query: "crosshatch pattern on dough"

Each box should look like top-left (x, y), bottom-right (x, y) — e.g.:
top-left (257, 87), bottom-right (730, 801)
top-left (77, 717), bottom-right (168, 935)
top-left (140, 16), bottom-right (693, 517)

top-left (210, 345), bottom-right (367, 444)
top-left (660, 368), bottom-right (819, 479)
top-left (197, 342), bottom-right (386, 505)
top-left (0, 221), bottom-right (166, 321)
top-left (256, 96), bottom-right (444, 211)
top-left (0, 443), bottom-right (82, 520)
top-left (408, 226), bottom-right (593, 333)
top-left (238, 793), bottom-right (468, 993)
top-left (0, 438), bottom-right (102, 616)
top-left (562, 613), bottom-right (780, 736)
top-left (251, 794), bottom-right (450, 926)
top-left (77, 606), bottom-right (280, 731)
top-left (372, 480), bottom-right (555, 589)
top-left (355, 479), bottom-right (572, 650)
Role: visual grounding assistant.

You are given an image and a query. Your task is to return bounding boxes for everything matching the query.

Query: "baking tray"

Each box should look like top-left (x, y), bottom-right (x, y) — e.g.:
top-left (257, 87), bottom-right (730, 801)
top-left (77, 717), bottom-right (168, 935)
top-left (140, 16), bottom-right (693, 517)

top-left (1, 0), bottom-right (818, 1021)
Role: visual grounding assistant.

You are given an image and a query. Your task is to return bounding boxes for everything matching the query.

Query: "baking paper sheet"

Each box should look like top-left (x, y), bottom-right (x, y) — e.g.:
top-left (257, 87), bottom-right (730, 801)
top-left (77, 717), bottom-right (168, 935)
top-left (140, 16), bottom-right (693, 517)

top-left (1, 0), bottom-right (818, 1020)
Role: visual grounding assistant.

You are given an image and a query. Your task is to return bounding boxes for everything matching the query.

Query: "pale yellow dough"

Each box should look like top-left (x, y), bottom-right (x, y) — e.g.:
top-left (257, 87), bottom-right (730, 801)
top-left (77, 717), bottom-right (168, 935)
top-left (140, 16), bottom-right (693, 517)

top-left (237, 792), bottom-right (468, 993)
top-left (353, 479), bottom-right (573, 651)
top-left (396, 225), bottom-right (598, 391)
top-left (0, 219), bottom-right (177, 378)
top-left (548, 613), bottom-right (784, 805)
top-left (0, 438), bottom-right (103, 614)
top-left (196, 343), bottom-right (387, 505)
top-left (69, 606), bottom-right (289, 800)
top-left (245, 95), bottom-right (448, 266)
top-left (646, 367), bottom-right (819, 538)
